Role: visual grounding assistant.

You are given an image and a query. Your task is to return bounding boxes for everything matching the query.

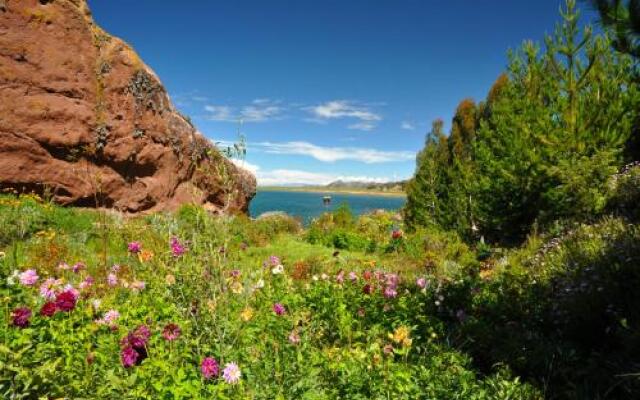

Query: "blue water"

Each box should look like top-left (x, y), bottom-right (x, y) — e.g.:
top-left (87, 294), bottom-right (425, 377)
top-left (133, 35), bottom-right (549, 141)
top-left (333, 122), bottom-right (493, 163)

top-left (249, 190), bottom-right (406, 223)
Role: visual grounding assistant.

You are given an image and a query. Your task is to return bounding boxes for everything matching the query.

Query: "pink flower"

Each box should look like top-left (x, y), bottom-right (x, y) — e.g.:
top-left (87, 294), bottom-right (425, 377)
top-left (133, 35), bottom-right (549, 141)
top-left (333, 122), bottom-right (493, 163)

top-left (273, 303), bottom-right (286, 316)
top-left (55, 290), bottom-right (77, 312)
top-left (201, 357), bottom-right (220, 380)
top-left (170, 237), bottom-right (186, 257)
top-left (288, 330), bottom-right (301, 345)
top-left (335, 270), bottom-right (345, 284)
top-left (121, 347), bottom-right (139, 368)
top-left (107, 273), bottom-right (118, 287)
top-left (128, 241), bottom-right (142, 254)
top-left (222, 362), bottom-right (241, 384)
top-left (39, 277), bottom-right (61, 300)
top-left (416, 277), bottom-right (427, 289)
top-left (19, 269), bottom-right (38, 286)
top-left (79, 276), bottom-right (94, 290)
top-left (100, 309), bottom-right (120, 326)
top-left (11, 307), bottom-right (31, 328)
top-left (57, 262), bottom-right (70, 271)
top-left (162, 323), bottom-right (181, 341)
top-left (268, 255), bottom-right (281, 266)
top-left (383, 286), bottom-right (398, 299)
top-left (131, 280), bottom-right (146, 291)
top-left (348, 271), bottom-right (358, 282)
top-left (111, 264), bottom-right (121, 273)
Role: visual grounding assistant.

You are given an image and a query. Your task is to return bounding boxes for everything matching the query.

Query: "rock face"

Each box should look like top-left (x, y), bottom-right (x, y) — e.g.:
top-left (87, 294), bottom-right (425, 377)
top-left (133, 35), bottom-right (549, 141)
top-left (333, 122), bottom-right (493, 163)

top-left (0, 0), bottom-right (256, 213)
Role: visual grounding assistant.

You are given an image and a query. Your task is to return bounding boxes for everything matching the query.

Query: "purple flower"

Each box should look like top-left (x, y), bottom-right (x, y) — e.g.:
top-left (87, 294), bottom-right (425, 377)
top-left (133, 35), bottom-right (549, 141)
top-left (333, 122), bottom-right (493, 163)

top-left (222, 362), bottom-right (241, 384)
top-left (128, 241), bottom-right (142, 254)
top-left (11, 307), bottom-right (32, 328)
top-left (107, 273), bottom-right (118, 287)
top-left (121, 347), bottom-right (139, 368)
top-left (19, 269), bottom-right (39, 286)
top-left (230, 269), bottom-right (241, 278)
top-left (170, 237), bottom-right (186, 257)
top-left (201, 357), bottom-right (220, 380)
top-left (269, 255), bottom-right (281, 266)
top-left (273, 303), bottom-right (286, 316)
top-left (162, 323), bottom-right (181, 341)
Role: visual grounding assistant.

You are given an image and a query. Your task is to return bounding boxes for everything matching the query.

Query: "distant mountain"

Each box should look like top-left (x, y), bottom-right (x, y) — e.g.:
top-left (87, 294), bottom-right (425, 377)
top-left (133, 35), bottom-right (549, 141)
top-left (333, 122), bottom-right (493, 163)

top-left (325, 180), bottom-right (407, 192)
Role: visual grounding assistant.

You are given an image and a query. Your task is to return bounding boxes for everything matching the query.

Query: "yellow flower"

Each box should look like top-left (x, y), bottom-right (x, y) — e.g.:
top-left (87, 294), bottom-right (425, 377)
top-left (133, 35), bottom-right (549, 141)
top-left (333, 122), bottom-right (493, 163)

top-left (0, 251), bottom-right (5, 260)
top-left (389, 325), bottom-right (412, 347)
top-left (206, 299), bottom-right (217, 313)
top-left (240, 307), bottom-right (254, 322)
top-left (230, 281), bottom-right (243, 294)
top-left (165, 274), bottom-right (176, 286)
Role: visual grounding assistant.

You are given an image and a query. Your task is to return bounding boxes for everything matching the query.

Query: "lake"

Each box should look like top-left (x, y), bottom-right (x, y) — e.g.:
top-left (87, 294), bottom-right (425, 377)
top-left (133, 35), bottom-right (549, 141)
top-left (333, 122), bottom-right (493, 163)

top-left (249, 189), bottom-right (406, 223)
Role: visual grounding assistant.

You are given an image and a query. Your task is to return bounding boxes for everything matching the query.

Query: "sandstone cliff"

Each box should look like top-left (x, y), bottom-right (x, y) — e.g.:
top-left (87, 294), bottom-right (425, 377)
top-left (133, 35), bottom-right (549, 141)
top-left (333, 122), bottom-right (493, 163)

top-left (0, 0), bottom-right (256, 213)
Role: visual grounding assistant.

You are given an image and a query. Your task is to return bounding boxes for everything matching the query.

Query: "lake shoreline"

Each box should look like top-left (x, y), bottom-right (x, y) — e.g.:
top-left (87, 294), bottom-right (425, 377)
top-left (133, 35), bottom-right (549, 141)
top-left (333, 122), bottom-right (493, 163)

top-left (258, 186), bottom-right (407, 198)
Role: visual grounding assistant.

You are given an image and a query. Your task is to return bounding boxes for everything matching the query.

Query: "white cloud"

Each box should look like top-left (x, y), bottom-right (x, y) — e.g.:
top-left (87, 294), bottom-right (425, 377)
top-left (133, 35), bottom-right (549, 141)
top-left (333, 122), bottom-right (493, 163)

top-left (204, 99), bottom-right (284, 122)
top-left (256, 169), bottom-right (393, 186)
top-left (401, 121), bottom-right (415, 131)
top-left (306, 100), bottom-right (382, 130)
top-left (252, 141), bottom-right (415, 164)
top-left (348, 122), bottom-right (376, 131)
top-left (230, 159), bottom-right (260, 174)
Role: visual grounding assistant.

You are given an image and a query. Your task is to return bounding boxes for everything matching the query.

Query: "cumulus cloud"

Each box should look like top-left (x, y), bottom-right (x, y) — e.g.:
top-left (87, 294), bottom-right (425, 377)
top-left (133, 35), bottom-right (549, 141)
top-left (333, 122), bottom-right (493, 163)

top-left (230, 159), bottom-right (260, 175)
top-left (256, 169), bottom-right (393, 186)
top-left (306, 100), bottom-right (382, 130)
top-left (204, 99), bottom-right (284, 122)
top-left (252, 141), bottom-right (415, 164)
top-left (401, 121), bottom-right (415, 131)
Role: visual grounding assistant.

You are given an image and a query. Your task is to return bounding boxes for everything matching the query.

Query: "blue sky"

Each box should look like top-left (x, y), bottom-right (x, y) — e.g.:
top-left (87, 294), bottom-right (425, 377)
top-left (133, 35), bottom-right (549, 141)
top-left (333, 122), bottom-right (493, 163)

top-left (89, 1), bottom-right (598, 186)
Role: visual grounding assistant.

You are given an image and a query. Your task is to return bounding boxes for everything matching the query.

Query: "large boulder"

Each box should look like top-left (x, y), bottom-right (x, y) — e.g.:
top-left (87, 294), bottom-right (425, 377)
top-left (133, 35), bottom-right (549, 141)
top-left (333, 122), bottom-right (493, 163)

top-left (0, 0), bottom-right (256, 213)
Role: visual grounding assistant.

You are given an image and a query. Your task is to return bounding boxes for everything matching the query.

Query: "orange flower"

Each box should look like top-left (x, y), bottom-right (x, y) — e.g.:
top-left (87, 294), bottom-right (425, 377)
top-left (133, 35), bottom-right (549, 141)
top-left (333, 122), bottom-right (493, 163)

top-left (138, 250), bottom-right (154, 262)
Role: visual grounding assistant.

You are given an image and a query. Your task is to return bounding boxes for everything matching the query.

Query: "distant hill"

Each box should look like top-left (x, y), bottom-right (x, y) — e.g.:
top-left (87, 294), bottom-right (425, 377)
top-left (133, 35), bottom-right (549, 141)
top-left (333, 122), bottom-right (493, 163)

top-left (325, 180), bottom-right (407, 192)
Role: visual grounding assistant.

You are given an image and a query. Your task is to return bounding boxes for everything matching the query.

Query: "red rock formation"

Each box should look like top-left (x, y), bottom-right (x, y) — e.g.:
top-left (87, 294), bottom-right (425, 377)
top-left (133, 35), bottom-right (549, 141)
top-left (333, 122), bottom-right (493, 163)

top-left (0, 0), bottom-right (255, 213)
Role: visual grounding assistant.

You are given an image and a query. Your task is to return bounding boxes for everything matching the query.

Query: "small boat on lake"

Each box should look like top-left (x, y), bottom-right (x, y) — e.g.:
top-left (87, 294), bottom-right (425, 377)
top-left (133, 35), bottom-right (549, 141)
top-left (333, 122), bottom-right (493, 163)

top-left (322, 195), bottom-right (332, 205)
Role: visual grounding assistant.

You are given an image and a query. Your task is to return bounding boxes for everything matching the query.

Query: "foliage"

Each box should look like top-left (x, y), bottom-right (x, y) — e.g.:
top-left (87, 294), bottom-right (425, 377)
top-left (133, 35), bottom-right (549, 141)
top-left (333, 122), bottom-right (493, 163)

top-left (404, 0), bottom-right (640, 243)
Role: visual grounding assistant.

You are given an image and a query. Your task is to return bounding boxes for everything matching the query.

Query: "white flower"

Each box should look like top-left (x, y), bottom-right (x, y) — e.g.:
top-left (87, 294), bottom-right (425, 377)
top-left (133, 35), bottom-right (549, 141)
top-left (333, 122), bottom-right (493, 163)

top-left (7, 270), bottom-right (19, 286)
top-left (92, 299), bottom-right (102, 311)
top-left (271, 264), bottom-right (284, 275)
top-left (321, 273), bottom-right (329, 281)
top-left (312, 275), bottom-right (319, 281)
top-left (254, 279), bottom-right (265, 289)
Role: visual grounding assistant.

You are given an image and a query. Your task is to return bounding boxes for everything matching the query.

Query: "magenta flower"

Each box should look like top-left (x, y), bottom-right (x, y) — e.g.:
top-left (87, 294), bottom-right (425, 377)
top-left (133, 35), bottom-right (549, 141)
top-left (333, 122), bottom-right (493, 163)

top-left (40, 301), bottom-right (57, 317)
top-left (170, 237), bottom-right (186, 257)
top-left (72, 262), bottom-right (85, 273)
top-left (121, 347), bottom-right (139, 368)
top-left (222, 362), bottom-right (241, 384)
top-left (19, 269), bottom-right (39, 286)
top-left (55, 290), bottom-right (77, 312)
top-left (128, 241), bottom-right (142, 254)
top-left (201, 357), bottom-right (220, 380)
top-left (273, 303), bottom-right (286, 316)
top-left (11, 307), bottom-right (32, 328)
top-left (162, 323), bottom-right (181, 341)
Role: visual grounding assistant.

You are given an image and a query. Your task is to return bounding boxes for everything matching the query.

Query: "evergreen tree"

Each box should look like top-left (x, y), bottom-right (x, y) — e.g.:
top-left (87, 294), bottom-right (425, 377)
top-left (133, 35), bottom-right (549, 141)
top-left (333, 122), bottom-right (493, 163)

top-left (589, 0), bottom-right (640, 57)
